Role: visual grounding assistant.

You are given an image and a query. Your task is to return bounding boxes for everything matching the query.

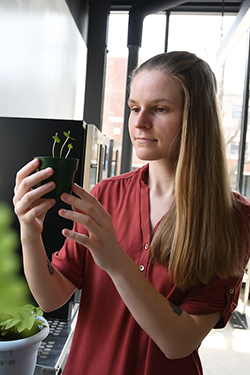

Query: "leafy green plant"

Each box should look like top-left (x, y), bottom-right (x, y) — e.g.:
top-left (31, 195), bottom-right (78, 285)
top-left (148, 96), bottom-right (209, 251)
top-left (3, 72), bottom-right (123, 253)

top-left (52, 131), bottom-right (75, 158)
top-left (0, 304), bottom-right (46, 341)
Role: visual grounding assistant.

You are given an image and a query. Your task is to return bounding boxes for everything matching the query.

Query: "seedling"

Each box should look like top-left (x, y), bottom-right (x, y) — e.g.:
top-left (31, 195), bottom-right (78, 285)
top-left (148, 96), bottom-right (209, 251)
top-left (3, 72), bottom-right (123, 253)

top-left (52, 131), bottom-right (75, 158)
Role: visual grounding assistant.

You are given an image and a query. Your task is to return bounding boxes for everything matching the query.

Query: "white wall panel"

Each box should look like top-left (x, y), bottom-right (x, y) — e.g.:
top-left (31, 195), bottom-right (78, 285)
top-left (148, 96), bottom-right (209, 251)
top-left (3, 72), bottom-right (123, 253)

top-left (0, 0), bottom-right (87, 119)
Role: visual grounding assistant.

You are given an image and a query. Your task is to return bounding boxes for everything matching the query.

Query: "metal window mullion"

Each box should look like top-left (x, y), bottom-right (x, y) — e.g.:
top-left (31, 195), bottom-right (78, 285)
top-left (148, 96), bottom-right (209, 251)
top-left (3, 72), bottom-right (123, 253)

top-left (164, 11), bottom-right (170, 52)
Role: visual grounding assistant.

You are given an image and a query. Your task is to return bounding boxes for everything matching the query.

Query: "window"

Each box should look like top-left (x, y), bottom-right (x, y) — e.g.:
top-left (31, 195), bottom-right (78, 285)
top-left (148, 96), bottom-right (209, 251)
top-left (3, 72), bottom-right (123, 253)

top-left (233, 105), bottom-right (242, 118)
top-left (102, 12), bottom-right (129, 174)
top-left (230, 142), bottom-right (239, 155)
top-left (222, 32), bottom-right (248, 191)
top-left (102, 11), bottom-right (248, 182)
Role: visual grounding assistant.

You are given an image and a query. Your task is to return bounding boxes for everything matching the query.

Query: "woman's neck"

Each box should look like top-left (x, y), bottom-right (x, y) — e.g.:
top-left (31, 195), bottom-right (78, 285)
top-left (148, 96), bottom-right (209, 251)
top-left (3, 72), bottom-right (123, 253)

top-left (147, 161), bottom-right (176, 229)
top-left (147, 161), bottom-right (176, 195)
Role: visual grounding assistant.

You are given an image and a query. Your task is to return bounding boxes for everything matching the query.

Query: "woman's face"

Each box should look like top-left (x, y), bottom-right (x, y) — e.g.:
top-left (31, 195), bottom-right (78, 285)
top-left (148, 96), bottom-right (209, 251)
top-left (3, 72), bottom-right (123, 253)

top-left (128, 70), bottom-right (184, 164)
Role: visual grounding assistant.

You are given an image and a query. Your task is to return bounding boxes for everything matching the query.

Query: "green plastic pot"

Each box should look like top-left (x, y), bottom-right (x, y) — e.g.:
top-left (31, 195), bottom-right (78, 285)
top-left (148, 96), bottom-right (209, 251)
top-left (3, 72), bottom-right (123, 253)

top-left (35, 157), bottom-right (79, 200)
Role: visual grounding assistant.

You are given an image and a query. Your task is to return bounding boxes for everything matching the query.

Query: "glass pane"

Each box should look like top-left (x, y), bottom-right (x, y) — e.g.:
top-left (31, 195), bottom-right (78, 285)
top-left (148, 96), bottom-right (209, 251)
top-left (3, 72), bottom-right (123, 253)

top-left (222, 32), bottom-right (248, 192)
top-left (168, 14), bottom-right (235, 69)
top-left (140, 13), bottom-right (166, 62)
top-left (102, 12), bottom-right (129, 174)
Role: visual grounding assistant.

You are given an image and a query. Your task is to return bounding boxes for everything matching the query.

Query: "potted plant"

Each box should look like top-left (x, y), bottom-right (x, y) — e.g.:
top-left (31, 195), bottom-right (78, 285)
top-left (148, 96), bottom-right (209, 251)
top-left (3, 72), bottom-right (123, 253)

top-left (0, 202), bottom-right (49, 375)
top-left (36, 131), bottom-right (79, 200)
top-left (0, 305), bottom-right (49, 375)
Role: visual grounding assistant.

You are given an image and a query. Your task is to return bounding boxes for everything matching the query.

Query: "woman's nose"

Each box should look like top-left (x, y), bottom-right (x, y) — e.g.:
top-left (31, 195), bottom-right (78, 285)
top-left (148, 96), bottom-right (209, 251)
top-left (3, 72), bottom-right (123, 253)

top-left (134, 110), bottom-right (151, 128)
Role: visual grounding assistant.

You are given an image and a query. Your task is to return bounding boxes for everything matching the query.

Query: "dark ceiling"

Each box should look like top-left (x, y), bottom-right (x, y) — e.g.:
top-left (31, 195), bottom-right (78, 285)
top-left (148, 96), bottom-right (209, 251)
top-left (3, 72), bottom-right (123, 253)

top-left (110, 1), bottom-right (244, 13)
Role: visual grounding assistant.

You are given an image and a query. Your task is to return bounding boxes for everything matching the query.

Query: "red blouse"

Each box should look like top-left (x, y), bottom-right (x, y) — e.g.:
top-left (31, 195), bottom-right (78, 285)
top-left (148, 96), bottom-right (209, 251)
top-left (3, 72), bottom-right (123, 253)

top-left (52, 164), bottom-right (250, 375)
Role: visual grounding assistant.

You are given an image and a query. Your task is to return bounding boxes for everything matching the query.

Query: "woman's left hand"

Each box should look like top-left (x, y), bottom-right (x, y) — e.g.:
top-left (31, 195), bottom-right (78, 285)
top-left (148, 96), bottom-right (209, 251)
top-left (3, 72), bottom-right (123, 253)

top-left (59, 183), bottom-right (124, 274)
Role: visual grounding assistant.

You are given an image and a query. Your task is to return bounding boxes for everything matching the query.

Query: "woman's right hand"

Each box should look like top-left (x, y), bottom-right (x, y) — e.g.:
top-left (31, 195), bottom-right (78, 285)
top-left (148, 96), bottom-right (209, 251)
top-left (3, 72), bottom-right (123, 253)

top-left (13, 158), bottom-right (56, 241)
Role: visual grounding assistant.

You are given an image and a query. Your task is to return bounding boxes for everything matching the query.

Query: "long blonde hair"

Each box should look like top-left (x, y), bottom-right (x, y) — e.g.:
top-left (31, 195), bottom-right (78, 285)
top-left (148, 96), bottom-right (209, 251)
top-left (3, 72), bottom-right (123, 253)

top-left (131, 51), bottom-right (246, 291)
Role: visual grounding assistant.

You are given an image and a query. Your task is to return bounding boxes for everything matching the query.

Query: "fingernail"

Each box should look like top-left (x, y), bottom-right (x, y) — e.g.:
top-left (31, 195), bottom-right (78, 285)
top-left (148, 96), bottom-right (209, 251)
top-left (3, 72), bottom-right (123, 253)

top-left (45, 167), bottom-right (53, 175)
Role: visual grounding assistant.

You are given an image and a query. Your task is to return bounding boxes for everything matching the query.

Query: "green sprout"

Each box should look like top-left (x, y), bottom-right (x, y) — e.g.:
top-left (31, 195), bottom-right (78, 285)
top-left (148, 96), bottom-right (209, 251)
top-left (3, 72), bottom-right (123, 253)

top-left (52, 131), bottom-right (75, 158)
top-left (52, 133), bottom-right (60, 157)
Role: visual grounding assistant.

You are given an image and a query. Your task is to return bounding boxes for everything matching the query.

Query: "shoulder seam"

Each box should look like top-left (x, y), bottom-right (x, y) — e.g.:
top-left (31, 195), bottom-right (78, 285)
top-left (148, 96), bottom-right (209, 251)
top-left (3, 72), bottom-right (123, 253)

top-left (102, 167), bottom-right (144, 184)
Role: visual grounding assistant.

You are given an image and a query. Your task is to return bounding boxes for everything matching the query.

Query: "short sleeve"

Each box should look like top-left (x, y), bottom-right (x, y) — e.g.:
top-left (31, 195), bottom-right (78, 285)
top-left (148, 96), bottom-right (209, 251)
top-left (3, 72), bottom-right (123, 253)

top-left (178, 274), bottom-right (244, 328)
top-left (52, 229), bottom-right (86, 289)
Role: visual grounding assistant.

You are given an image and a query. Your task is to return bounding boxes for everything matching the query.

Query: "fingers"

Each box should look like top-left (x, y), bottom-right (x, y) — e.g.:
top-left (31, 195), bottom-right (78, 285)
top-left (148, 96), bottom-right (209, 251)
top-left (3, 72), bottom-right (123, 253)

top-left (59, 184), bottom-right (113, 239)
top-left (13, 159), bottom-right (56, 218)
top-left (14, 159), bottom-right (39, 193)
top-left (14, 160), bottom-right (54, 200)
top-left (59, 204), bottom-right (115, 262)
top-left (59, 184), bottom-right (121, 273)
top-left (64, 183), bottom-right (94, 205)
top-left (61, 226), bottom-right (91, 248)
top-left (61, 184), bottom-right (107, 223)
top-left (59, 208), bottom-right (101, 237)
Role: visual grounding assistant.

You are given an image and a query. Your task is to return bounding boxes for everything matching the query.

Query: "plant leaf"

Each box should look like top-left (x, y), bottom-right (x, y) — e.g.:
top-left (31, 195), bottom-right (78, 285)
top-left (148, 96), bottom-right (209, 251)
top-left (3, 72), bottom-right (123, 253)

top-left (25, 314), bottom-right (35, 331)
top-left (1, 317), bottom-right (21, 329)
top-left (52, 134), bottom-right (60, 143)
top-left (17, 314), bottom-right (35, 333)
top-left (34, 307), bottom-right (43, 316)
top-left (63, 131), bottom-right (75, 141)
top-left (19, 304), bottom-right (36, 312)
top-left (63, 131), bottom-right (70, 138)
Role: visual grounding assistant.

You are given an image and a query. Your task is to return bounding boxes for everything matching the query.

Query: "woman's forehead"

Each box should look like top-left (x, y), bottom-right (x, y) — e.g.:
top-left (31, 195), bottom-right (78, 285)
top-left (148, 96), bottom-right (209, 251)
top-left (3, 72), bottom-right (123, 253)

top-left (130, 70), bottom-right (183, 103)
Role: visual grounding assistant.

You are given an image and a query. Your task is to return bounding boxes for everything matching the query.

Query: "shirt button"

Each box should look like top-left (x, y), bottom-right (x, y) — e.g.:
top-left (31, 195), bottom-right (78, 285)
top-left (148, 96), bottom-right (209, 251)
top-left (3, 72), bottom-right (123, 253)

top-left (139, 265), bottom-right (145, 271)
top-left (144, 243), bottom-right (149, 250)
top-left (229, 288), bottom-right (235, 294)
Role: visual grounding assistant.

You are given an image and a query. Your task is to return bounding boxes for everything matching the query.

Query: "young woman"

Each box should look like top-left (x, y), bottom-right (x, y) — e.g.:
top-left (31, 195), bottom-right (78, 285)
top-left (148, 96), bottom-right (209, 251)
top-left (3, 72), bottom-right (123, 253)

top-left (13, 51), bottom-right (250, 375)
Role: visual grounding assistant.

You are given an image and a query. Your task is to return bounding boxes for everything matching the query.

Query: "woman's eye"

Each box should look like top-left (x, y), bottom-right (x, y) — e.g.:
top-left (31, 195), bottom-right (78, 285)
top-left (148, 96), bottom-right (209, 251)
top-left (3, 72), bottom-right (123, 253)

top-left (130, 107), bottom-right (139, 113)
top-left (157, 107), bottom-right (167, 113)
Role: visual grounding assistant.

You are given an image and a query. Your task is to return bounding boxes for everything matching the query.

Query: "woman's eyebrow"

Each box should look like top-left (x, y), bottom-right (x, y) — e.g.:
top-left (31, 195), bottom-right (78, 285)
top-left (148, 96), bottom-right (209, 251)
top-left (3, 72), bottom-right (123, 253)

top-left (151, 98), bottom-right (176, 105)
top-left (128, 98), bottom-right (175, 105)
top-left (127, 98), bottom-right (136, 105)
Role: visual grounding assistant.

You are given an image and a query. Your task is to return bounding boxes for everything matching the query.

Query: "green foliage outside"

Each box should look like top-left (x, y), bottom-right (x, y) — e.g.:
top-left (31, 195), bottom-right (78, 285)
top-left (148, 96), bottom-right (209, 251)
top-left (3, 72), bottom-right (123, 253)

top-left (0, 202), bottom-right (45, 340)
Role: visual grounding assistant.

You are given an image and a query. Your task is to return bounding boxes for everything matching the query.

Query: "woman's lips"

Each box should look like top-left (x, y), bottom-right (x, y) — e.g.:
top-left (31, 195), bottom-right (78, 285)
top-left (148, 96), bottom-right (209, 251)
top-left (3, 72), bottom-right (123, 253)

top-left (135, 137), bottom-right (156, 143)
